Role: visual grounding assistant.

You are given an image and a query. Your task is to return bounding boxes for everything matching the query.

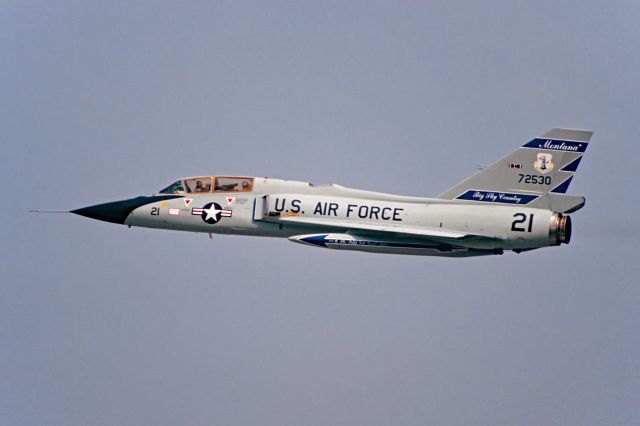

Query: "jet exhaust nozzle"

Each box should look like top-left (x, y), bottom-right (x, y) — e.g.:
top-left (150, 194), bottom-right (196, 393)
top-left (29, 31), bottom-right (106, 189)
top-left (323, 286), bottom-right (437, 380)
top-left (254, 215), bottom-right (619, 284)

top-left (550, 213), bottom-right (572, 245)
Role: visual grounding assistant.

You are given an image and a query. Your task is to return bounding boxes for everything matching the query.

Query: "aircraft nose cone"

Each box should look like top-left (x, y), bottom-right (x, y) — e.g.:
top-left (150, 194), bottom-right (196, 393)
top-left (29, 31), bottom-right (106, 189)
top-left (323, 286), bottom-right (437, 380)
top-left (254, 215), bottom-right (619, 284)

top-left (72, 199), bottom-right (139, 224)
top-left (71, 195), bottom-right (183, 225)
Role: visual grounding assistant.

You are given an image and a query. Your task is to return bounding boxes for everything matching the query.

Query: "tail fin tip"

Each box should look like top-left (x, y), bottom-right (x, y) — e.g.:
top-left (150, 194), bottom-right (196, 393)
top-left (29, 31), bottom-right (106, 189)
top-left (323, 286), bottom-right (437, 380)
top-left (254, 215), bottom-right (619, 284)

top-left (539, 128), bottom-right (593, 143)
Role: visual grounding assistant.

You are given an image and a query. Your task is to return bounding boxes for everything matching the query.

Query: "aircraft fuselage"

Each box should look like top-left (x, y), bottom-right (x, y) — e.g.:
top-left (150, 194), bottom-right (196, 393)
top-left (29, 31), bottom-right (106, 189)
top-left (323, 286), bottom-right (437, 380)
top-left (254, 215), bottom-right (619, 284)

top-left (69, 128), bottom-right (591, 258)
top-left (74, 177), bottom-right (570, 257)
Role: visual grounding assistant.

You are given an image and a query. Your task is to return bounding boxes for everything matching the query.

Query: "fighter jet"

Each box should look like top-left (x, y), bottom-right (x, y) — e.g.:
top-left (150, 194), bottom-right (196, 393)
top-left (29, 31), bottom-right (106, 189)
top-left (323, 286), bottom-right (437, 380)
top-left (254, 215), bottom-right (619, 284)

top-left (63, 128), bottom-right (592, 257)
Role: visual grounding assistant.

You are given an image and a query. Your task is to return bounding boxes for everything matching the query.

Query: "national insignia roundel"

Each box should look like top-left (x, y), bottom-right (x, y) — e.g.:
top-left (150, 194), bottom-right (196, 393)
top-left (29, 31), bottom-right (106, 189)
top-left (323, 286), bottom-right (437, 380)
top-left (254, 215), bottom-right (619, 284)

top-left (191, 202), bottom-right (233, 224)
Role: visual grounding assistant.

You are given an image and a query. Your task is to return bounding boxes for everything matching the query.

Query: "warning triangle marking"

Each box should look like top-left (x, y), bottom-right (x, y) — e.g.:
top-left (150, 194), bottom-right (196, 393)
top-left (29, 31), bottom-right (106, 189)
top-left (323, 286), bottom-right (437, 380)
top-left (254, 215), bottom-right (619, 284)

top-left (184, 198), bottom-right (193, 206)
top-left (226, 197), bottom-right (235, 205)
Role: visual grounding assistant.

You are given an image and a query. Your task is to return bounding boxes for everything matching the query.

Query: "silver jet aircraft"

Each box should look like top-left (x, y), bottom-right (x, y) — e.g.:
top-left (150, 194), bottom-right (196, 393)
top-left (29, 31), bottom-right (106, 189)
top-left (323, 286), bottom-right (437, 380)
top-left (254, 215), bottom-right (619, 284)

top-left (69, 128), bottom-right (592, 257)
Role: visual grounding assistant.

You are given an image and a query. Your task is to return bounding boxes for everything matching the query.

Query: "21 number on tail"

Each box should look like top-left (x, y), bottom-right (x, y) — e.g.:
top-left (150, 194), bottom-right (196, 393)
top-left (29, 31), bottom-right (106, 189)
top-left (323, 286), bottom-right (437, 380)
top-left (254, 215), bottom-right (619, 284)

top-left (511, 213), bottom-right (534, 232)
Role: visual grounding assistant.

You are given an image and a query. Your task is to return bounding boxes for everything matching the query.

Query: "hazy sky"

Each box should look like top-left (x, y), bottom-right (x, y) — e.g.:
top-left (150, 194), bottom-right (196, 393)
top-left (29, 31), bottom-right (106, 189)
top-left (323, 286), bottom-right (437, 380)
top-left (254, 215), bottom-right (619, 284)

top-left (2, 1), bottom-right (639, 425)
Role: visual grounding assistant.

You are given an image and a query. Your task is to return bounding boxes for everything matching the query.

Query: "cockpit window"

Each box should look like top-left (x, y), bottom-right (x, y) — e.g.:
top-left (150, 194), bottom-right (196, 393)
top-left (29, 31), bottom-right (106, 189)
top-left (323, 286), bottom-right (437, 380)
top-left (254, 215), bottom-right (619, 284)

top-left (160, 176), bottom-right (254, 194)
top-left (214, 177), bottom-right (254, 192)
top-left (158, 180), bottom-right (184, 194)
top-left (184, 177), bottom-right (212, 193)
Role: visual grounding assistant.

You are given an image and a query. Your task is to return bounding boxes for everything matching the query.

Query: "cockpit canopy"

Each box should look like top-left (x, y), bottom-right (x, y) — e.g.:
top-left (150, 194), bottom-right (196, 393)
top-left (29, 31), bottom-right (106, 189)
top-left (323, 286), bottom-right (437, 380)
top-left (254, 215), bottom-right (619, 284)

top-left (159, 176), bottom-right (255, 194)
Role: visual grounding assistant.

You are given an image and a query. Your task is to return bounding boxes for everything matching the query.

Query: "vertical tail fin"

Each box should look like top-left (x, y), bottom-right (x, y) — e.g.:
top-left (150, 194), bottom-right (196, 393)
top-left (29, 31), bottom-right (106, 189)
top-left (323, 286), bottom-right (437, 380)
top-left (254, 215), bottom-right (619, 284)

top-left (437, 128), bottom-right (593, 212)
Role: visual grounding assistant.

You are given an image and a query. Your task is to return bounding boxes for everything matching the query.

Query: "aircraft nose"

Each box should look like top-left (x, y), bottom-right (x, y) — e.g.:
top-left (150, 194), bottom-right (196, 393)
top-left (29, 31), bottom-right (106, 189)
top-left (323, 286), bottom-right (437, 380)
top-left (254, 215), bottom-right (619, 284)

top-left (71, 195), bottom-right (182, 225)
top-left (71, 198), bottom-right (141, 224)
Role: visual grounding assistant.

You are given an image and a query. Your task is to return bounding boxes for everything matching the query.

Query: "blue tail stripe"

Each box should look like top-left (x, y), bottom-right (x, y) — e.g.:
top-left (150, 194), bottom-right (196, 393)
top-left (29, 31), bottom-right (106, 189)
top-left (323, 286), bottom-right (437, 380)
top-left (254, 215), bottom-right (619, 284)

top-left (550, 176), bottom-right (573, 193)
top-left (561, 156), bottom-right (583, 172)
top-left (456, 190), bottom-right (539, 205)
top-left (522, 138), bottom-right (588, 153)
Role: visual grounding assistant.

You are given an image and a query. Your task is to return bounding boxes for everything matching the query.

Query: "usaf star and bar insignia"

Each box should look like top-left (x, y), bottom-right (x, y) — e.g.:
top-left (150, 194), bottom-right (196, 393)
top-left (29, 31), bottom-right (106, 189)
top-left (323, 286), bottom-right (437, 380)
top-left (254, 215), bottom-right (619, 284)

top-left (191, 202), bottom-right (232, 224)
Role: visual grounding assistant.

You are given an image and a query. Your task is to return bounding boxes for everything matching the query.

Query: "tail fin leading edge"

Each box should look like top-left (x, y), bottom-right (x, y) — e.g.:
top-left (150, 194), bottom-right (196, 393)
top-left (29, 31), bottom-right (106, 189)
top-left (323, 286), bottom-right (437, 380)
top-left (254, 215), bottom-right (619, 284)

top-left (436, 128), bottom-right (593, 212)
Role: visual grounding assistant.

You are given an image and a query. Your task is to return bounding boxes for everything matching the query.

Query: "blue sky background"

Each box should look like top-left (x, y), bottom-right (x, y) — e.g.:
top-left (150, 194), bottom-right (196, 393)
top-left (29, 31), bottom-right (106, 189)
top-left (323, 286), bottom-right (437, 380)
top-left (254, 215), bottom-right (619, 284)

top-left (2, 1), bottom-right (639, 425)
